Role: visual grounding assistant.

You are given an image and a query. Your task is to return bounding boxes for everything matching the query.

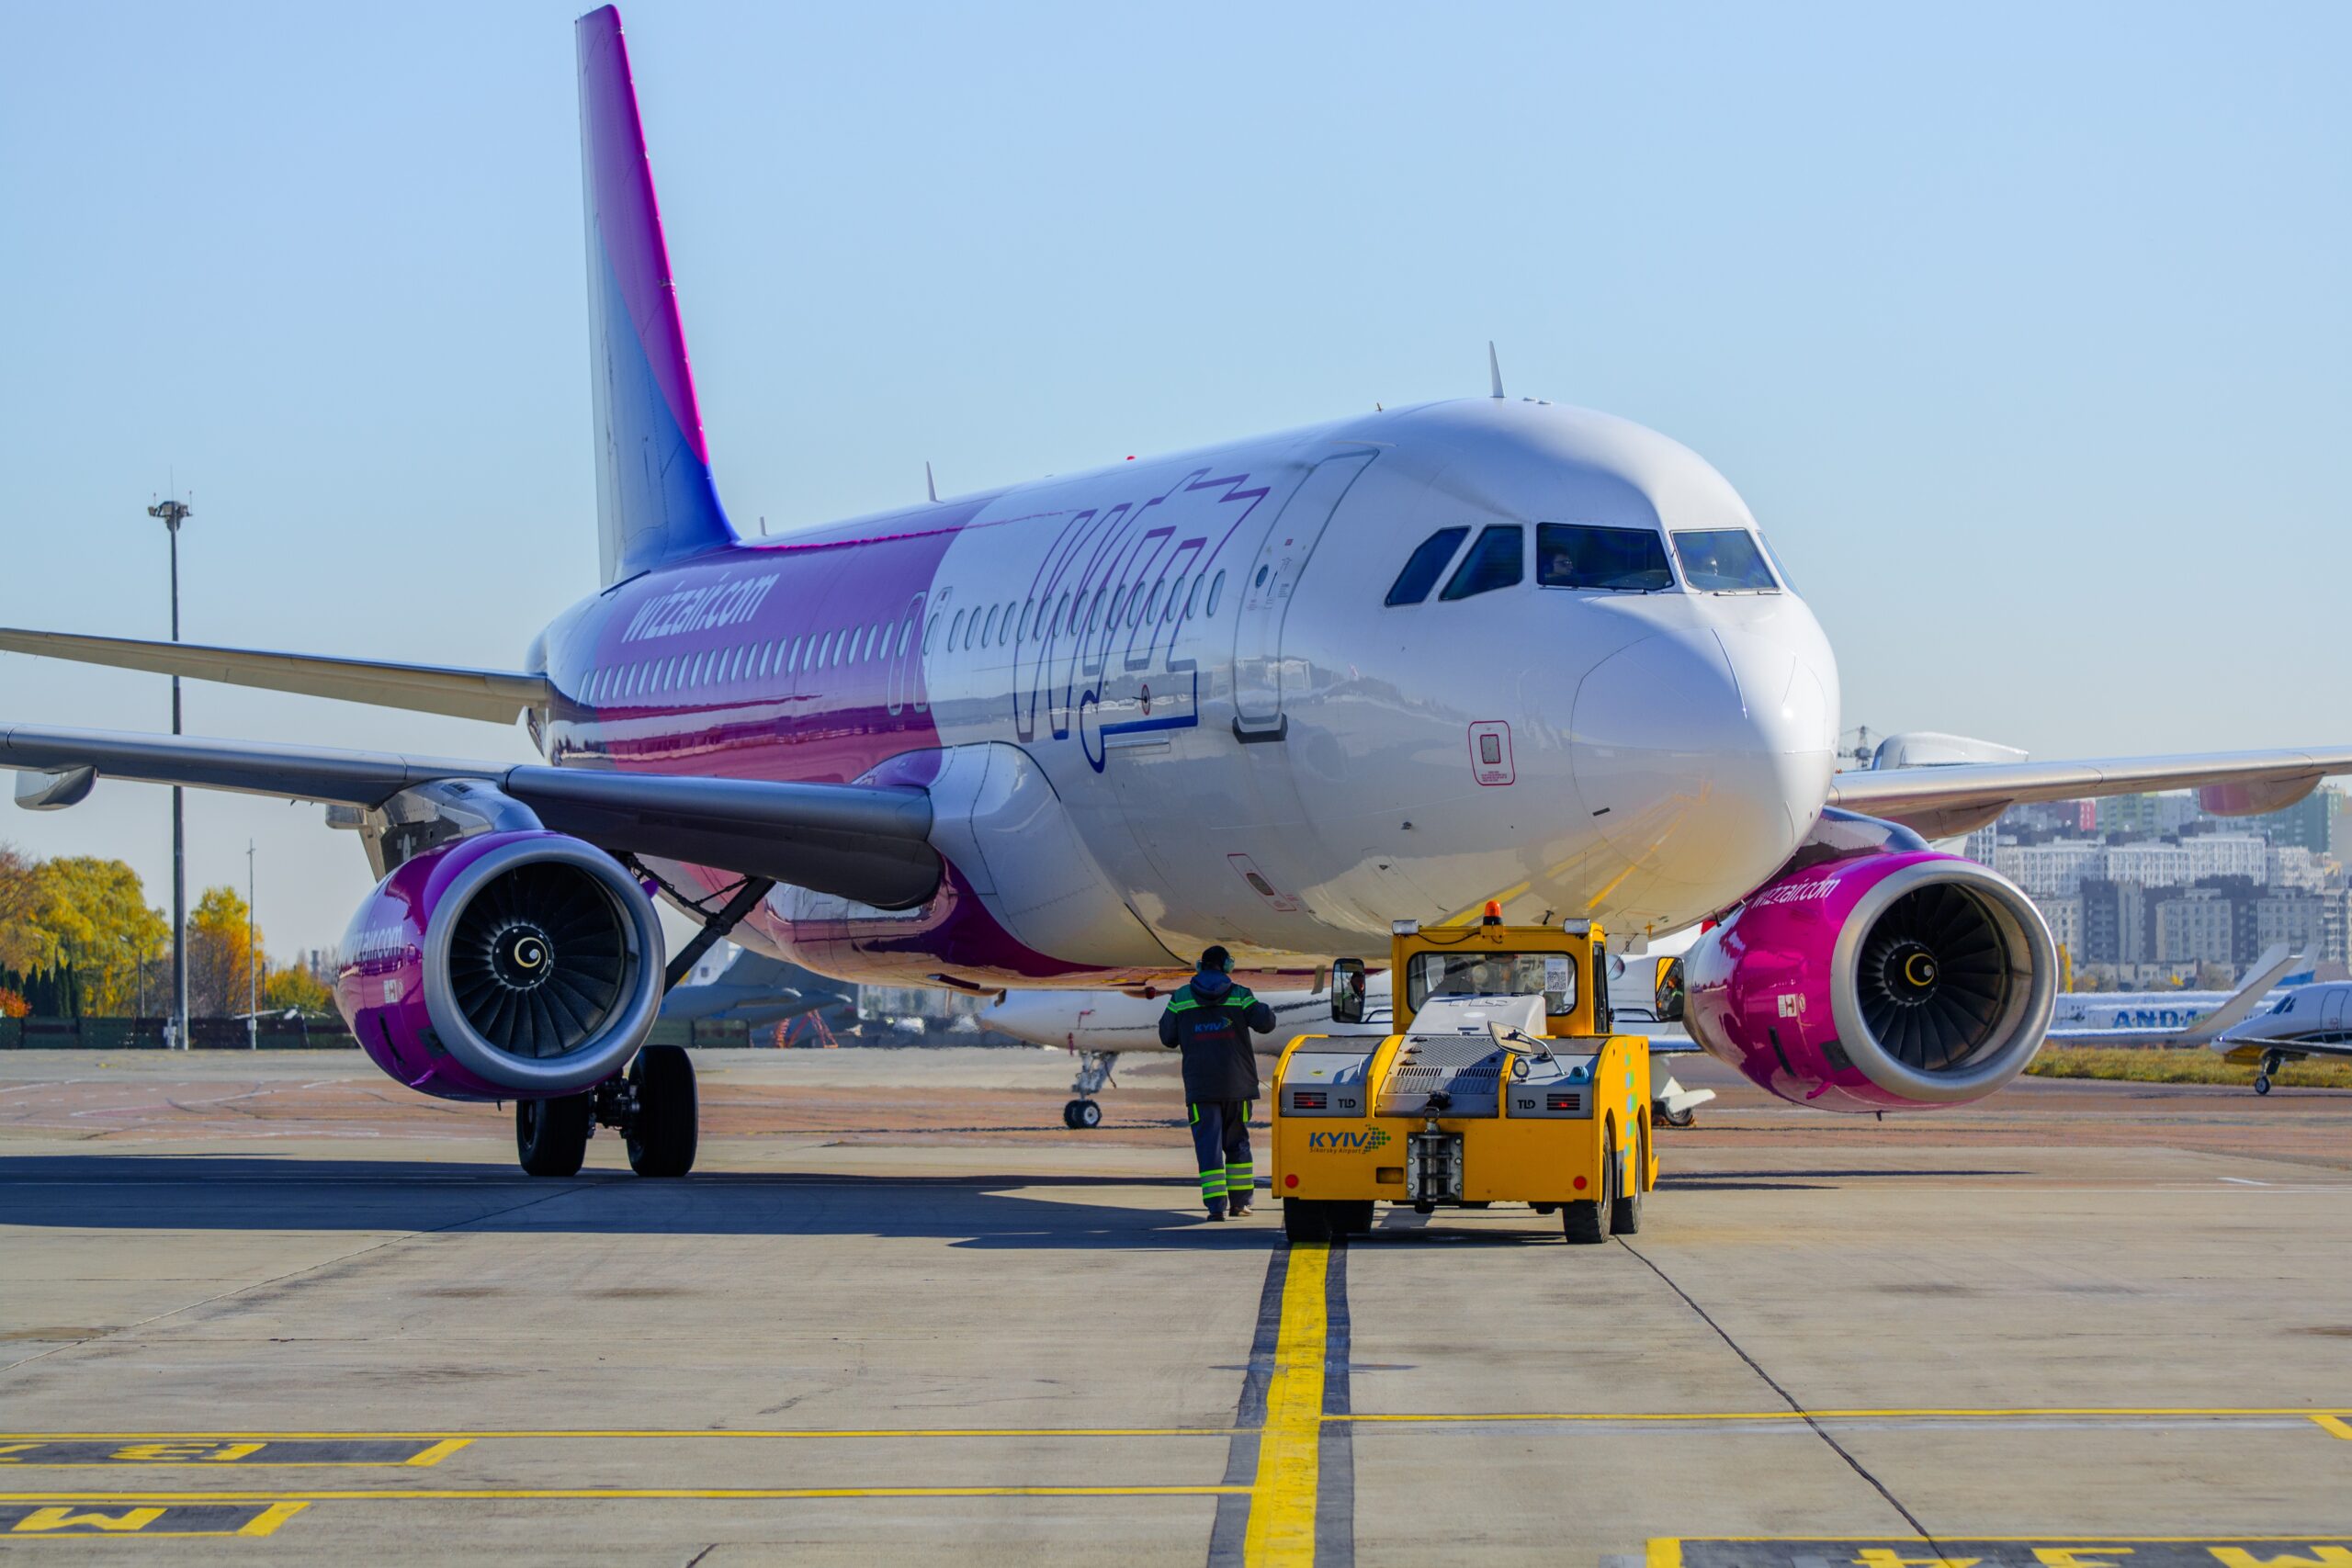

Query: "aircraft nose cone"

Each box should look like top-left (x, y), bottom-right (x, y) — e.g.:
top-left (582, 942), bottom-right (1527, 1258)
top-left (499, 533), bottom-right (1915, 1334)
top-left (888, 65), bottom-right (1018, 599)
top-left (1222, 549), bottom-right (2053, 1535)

top-left (1570, 626), bottom-right (1837, 902)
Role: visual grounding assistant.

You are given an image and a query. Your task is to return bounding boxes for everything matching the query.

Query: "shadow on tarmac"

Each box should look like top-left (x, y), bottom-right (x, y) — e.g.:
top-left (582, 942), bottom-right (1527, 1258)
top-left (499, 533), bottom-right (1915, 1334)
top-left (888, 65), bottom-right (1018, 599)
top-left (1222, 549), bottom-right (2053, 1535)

top-left (0, 1155), bottom-right (1286, 1249)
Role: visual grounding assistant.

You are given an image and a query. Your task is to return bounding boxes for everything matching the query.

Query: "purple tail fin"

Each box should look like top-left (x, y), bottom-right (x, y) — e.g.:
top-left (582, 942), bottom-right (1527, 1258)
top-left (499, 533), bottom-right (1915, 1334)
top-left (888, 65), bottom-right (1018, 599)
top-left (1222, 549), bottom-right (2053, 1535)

top-left (577, 6), bottom-right (733, 585)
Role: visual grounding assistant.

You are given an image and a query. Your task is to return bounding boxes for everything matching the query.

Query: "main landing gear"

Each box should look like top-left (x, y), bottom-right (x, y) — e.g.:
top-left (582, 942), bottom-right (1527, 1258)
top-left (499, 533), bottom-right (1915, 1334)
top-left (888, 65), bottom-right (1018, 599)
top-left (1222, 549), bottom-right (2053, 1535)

top-left (514, 871), bottom-right (771, 1179)
top-left (1063, 1051), bottom-right (1115, 1130)
top-left (514, 1044), bottom-right (700, 1178)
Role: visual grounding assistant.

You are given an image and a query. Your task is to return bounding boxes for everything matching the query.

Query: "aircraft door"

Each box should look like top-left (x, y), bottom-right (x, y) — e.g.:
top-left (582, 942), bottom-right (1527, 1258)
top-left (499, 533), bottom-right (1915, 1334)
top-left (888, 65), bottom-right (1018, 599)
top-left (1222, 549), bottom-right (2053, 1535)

top-left (2326, 987), bottom-right (2348, 1032)
top-left (1231, 450), bottom-right (1377, 738)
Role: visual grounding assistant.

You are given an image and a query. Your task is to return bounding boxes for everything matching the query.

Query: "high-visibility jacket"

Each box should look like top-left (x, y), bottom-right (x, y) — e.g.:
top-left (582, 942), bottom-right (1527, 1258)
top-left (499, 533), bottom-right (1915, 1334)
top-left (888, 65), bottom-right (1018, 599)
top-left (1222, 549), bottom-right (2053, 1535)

top-left (1159, 973), bottom-right (1275, 1100)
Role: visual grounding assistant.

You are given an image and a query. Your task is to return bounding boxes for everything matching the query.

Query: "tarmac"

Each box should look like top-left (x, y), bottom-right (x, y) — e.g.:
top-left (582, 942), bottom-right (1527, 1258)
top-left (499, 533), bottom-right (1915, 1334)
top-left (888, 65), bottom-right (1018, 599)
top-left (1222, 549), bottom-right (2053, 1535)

top-left (3, 1044), bottom-right (2350, 1565)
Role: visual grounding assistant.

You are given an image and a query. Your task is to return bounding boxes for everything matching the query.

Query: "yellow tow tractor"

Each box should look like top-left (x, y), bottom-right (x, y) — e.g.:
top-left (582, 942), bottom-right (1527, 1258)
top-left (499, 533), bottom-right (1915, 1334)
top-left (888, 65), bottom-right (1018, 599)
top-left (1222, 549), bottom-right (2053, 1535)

top-left (1271, 906), bottom-right (1657, 1245)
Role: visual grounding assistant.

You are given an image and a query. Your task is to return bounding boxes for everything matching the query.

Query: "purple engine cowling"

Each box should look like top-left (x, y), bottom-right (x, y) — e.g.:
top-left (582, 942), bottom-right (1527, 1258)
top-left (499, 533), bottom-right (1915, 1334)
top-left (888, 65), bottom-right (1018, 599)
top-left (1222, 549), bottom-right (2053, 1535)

top-left (1683, 816), bottom-right (2057, 1112)
top-left (335, 830), bottom-right (666, 1101)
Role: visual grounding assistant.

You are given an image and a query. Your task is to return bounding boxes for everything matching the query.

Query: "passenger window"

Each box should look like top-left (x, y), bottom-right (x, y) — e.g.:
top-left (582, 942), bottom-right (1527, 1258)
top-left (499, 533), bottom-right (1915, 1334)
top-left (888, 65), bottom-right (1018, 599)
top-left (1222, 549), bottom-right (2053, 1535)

top-left (1056, 592), bottom-right (1071, 633)
top-left (1385, 526), bottom-right (1470, 606)
top-left (1001, 604), bottom-right (1014, 644)
top-left (982, 605), bottom-right (999, 647)
top-left (1440, 525), bottom-right (1524, 601)
top-left (924, 614), bottom-right (938, 654)
top-left (1184, 576), bottom-right (1202, 618)
top-left (1206, 570), bottom-right (1226, 616)
top-left (951, 609), bottom-right (966, 650)
top-left (1671, 529), bottom-right (1779, 592)
top-left (898, 619), bottom-right (913, 657)
top-left (1089, 589), bottom-right (1105, 630)
top-left (1144, 581), bottom-right (1163, 623)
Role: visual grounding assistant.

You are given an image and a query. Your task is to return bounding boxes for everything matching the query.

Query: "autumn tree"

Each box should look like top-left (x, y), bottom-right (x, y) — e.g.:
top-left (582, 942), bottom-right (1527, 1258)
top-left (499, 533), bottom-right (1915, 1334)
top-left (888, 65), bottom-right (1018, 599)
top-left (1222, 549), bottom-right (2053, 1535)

top-left (0, 842), bottom-right (40, 974)
top-left (187, 886), bottom-right (266, 1018)
top-left (263, 963), bottom-right (334, 1015)
top-left (27, 858), bottom-right (170, 1016)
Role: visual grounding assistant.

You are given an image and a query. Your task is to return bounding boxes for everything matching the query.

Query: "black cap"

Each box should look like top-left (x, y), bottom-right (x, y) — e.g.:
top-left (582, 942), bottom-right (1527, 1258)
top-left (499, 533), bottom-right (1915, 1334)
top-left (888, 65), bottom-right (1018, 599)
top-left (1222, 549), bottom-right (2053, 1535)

top-left (1200, 944), bottom-right (1232, 973)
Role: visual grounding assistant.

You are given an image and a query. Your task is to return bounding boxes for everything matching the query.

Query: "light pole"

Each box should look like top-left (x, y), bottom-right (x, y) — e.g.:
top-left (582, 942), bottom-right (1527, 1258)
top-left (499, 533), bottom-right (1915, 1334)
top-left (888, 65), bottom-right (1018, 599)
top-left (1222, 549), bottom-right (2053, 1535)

top-left (246, 839), bottom-right (257, 1050)
top-left (147, 498), bottom-right (191, 1049)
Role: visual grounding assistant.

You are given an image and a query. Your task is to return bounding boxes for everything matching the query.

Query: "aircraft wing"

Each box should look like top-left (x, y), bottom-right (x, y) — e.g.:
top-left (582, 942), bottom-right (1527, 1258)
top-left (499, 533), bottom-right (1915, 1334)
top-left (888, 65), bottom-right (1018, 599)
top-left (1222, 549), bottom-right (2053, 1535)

top-left (0, 627), bottom-right (552, 725)
top-left (0, 723), bottom-right (939, 908)
top-left (1827, 748), bottom-right (2352, 840)
top-left (2045, 944), bottom-right (2306, 1049)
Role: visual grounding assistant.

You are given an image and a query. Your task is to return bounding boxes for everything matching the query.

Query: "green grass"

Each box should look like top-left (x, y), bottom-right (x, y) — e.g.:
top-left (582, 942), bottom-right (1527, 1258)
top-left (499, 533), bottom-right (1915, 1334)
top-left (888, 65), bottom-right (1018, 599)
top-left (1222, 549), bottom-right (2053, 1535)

top-left (2027, 1045), bottom-right (2352, 1089)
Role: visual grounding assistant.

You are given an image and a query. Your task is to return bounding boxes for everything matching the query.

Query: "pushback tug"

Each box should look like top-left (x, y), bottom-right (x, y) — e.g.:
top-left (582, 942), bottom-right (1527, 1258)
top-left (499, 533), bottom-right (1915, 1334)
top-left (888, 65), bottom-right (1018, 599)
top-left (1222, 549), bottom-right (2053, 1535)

top-left (1271, 906), bottom-right (1657, 1244)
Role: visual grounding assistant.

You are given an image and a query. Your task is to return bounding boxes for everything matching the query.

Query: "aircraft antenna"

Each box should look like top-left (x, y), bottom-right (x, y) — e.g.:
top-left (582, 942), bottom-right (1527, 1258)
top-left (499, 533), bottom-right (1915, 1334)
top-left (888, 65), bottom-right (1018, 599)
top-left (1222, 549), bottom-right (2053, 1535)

top-left (925, 461), bottom-right (938, 503)
top-left (1487, 342), bottom-right (1505, 400)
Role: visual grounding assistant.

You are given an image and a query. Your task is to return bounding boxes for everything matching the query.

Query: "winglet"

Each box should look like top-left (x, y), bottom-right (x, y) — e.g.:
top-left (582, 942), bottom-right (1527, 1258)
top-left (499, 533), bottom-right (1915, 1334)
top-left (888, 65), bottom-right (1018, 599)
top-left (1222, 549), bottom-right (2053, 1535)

top-left (1487, 342), bottom-right (1505, 400)
top-left (576, 6), bottom-right (735, 585)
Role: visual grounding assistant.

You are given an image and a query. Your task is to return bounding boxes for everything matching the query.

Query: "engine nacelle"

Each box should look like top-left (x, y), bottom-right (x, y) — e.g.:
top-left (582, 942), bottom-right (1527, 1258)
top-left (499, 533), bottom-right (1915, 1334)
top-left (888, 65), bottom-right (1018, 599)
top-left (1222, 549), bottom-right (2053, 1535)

top-left (1684, 821), bottom-right (2056, 1112)
top-left (336, 830), bottom-right (666, 1100)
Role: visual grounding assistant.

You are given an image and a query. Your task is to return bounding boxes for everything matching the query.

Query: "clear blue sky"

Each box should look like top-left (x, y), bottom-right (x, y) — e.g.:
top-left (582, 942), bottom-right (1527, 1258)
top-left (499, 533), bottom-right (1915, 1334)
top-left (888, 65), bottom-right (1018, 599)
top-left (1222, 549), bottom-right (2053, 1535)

top-left (3, 2), bottom-right (2346, 956)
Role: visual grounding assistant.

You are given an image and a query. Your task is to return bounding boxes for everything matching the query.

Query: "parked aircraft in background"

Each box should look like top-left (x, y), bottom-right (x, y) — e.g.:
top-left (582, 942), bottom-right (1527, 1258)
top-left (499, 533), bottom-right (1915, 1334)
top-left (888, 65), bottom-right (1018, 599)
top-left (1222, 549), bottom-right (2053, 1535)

top-left (6, 7), bottom-right (2350, 1177)
top-left (2049, 955), bottom-right (2317, 1034)
top-left (2210, 977), bottom-right (2352, 1094)
top-left (658, 947), bottom-right (850, 1032)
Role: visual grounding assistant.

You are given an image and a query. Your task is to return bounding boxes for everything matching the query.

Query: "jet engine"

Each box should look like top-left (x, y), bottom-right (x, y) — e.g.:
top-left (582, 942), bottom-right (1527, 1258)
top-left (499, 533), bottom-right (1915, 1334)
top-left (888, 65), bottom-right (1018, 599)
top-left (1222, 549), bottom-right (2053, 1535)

top-left (1681, 813), bottom-right (2056, 1111)
top-left (335, 829), bottom-right (666, 1100)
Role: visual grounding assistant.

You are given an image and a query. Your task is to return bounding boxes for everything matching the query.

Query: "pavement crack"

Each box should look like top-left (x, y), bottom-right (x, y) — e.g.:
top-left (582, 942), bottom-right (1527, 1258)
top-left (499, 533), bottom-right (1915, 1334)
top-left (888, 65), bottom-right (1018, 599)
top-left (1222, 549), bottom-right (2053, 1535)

top-left (1615, 1235), bottom-right (1939, 1550)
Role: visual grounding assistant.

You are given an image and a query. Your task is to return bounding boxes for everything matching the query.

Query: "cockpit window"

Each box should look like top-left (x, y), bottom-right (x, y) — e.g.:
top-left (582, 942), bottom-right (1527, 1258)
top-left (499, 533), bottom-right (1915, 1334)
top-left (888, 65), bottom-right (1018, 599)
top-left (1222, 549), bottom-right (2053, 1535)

top-left (1439, 525), bottom-right (1524, 601)
top-left (2274, 995), bottom-right (2297, 1015)
top-left (1385, 527), bottom-right (1469, 606)
top-left (1671, 529), bottom-right (1779, 592)
top-left (1536, 523), bottom-right (1674, 592)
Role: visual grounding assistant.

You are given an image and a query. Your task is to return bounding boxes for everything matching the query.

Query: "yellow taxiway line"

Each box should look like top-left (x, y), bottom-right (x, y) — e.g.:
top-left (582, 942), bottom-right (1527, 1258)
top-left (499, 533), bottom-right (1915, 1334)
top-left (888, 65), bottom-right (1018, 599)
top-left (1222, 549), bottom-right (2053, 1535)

top-left (1241, 1241), bottom-right (1329, 1567)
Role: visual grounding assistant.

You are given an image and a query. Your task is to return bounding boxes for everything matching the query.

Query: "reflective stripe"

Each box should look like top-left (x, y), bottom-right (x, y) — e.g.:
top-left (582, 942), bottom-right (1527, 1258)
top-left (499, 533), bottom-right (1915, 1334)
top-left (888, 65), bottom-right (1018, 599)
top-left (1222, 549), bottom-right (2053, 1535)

top-left (1189, 1104), bottom-right (1200, 1125)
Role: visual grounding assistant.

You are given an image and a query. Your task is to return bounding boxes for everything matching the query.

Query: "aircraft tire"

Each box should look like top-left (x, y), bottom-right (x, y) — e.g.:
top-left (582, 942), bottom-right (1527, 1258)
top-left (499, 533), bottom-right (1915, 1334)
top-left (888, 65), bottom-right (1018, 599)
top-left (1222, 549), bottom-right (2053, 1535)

top-left (515, 1093), bottom-right (593, 1178)
top-left (2254, 1074), bottom-right (2273, 1096)
top-left (626, 1046), bottom-right (698, 1178)
top-left (1656, 1104), bottom-right (1695, 1129)
top-left (1064, 1099), bottom-right (1102, 1129)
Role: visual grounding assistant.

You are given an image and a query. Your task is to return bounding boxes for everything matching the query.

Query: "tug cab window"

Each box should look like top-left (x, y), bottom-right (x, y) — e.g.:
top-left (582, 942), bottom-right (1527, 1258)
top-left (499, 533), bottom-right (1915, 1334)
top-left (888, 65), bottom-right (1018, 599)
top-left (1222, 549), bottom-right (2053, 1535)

top-left (1385, 526), bottom-right (1469, 606)
top-left (1404, 950), bottom-right (1575, 1014)
top-left (1440, 525), bottom-right (1524, 601)
top-left (1536, 523), bottom-right (1673, 592)
top-left (1671, 529), bottom-right (1779, 592)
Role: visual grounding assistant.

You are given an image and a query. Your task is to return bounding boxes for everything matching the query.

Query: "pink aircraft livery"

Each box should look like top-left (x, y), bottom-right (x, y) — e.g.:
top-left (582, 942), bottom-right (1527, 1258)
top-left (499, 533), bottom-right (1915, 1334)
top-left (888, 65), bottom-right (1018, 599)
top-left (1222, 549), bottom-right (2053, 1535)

top-left (6, 8), bottom-right (2347, 1176)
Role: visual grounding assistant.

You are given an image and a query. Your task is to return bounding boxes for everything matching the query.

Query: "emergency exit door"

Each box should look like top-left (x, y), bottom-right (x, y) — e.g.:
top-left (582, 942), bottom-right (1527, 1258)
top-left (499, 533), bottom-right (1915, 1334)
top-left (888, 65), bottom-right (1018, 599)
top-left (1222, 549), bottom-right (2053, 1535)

top-left (1230, 450), bottom-right (1377, 739)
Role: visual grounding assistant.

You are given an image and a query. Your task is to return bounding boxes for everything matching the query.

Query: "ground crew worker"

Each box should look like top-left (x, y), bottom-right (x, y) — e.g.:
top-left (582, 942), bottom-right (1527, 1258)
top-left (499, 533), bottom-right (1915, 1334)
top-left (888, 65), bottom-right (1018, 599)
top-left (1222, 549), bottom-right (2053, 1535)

top-left (1159, 945), bottom-right (1276, 1221)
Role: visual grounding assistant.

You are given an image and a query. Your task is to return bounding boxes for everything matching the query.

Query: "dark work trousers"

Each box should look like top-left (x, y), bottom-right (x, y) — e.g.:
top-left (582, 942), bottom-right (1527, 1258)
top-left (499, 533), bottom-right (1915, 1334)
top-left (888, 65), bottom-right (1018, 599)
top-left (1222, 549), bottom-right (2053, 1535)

top-left (1188, 1099), bottom-right (1254, 1213)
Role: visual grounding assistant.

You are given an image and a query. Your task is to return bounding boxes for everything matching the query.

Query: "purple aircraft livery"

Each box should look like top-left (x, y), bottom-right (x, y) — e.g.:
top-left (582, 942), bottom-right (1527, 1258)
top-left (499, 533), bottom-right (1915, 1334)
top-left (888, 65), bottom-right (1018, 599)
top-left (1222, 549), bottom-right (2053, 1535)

top-left (6, 8), bottom-right (2348, 1176)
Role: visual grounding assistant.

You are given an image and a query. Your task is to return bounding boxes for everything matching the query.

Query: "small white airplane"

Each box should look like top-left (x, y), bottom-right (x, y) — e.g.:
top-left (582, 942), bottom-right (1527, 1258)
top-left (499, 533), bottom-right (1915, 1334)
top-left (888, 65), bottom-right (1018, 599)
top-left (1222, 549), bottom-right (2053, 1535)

top-left (2049, 956), bottom-right (2318, 1034)
top-left (2206, 975), bottom-right (2352, 1095)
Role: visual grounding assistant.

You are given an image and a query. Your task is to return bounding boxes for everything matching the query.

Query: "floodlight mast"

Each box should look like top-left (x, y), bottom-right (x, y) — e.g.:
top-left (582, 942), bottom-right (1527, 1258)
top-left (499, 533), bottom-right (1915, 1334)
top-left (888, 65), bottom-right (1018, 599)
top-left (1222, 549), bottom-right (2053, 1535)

top-left (147, 498), bottom-right (191, 1049)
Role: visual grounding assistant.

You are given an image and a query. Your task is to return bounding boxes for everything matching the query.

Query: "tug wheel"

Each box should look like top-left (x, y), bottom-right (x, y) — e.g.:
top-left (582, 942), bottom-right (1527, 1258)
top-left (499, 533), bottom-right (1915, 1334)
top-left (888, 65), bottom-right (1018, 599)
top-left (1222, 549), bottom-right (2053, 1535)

top-left (1611, 1122), bottom-right (1645, 1235)
top-left (1283, 1198), bottom-right (1334, 1243)
top-left (1563, 1122), bottom-right (1613, 1246)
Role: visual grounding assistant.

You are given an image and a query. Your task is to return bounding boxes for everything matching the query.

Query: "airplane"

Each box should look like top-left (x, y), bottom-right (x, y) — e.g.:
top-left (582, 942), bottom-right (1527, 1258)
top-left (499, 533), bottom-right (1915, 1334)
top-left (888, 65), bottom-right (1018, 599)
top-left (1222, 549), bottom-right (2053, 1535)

top-left (5, 6), bottom-right (2351, 1177)
top-left (658, 946), bottom-right (852, 1032)
top-left (2049, 955), bottom-right (2318, 1034)
top-left (2208, 979), bottom-right (2352, 1095)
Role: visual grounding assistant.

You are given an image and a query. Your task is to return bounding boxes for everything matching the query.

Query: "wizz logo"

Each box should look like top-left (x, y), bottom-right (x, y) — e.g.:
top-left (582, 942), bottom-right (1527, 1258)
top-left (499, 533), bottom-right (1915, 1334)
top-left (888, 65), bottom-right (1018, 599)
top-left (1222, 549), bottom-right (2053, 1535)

top-left (1005, 468), bottom-right (1271, 771)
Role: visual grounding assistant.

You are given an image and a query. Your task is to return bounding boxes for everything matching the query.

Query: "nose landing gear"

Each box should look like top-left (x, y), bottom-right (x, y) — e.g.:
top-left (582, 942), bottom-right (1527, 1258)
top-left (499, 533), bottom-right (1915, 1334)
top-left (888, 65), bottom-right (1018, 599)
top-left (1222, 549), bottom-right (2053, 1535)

top-left (1062, 1050), bottom-right (1116, 1129)
top-left (2254, 1050), bottom-right (2284, 1096)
